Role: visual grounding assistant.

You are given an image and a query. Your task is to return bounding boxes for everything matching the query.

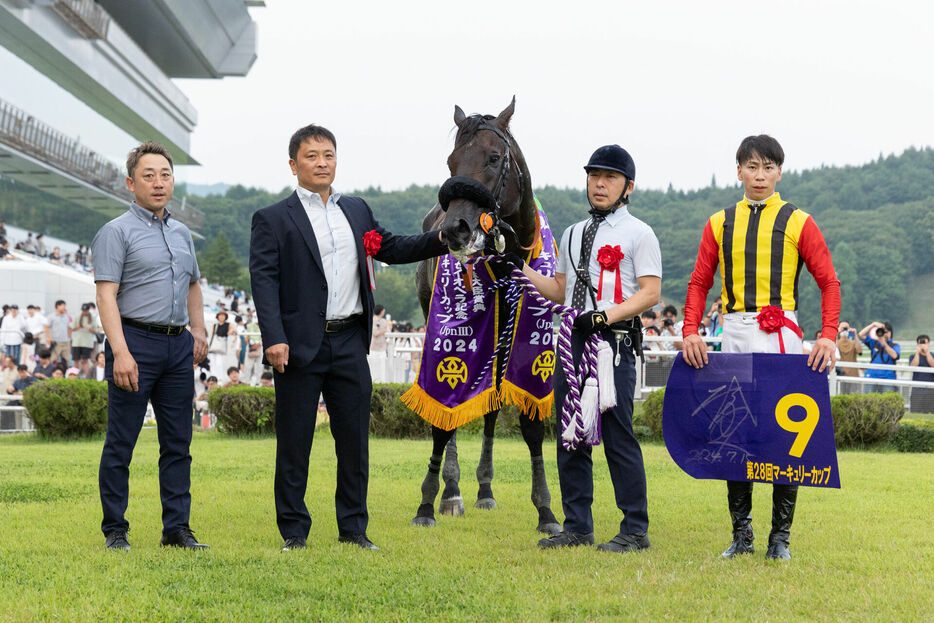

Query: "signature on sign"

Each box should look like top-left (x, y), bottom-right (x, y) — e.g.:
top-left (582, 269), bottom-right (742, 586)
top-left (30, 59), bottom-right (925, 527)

top-left (688, 376), bottom-right (757, 465)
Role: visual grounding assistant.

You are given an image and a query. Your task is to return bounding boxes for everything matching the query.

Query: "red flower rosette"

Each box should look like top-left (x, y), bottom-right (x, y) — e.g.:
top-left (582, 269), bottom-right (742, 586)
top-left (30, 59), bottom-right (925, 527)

top-left (755, 305), bottom-right (803, 353)
top-left (363, 230), bottom-right (382, 290)
top-left (596, 244), bottom-right (625, 304)
top-left (756, 306), bottom-right (785, 333)
top-left (597, 245), bottom-right (623, 270)
top-left (363, 230), bottom-right (382, 257)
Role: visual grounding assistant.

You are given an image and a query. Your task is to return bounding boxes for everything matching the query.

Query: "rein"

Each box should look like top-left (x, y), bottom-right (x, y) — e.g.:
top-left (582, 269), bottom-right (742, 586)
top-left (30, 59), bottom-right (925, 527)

top-left (462, 255), bottom-right (616, 450)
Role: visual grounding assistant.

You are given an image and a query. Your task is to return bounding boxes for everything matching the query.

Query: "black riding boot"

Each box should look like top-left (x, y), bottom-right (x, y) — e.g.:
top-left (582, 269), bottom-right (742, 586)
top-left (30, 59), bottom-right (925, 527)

top-left (721, 481), bottom-right (754, 558)
top-left (766, 484), bottom-right (797, 561)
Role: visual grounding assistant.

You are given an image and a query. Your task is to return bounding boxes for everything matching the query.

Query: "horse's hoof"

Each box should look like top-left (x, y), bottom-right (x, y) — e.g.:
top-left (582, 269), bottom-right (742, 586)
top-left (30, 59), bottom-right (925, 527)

top-left (474, 497), bottom-right (497, 510)
top-left (439, 496), bottom-right (465, 516)
top-left (411, 516), bottom-right (436, 527)
top-left (537, 522), bottom-right (562, 536)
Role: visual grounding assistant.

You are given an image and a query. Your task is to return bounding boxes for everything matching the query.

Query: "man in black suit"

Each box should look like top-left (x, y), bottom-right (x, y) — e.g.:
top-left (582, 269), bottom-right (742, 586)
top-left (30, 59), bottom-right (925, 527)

top-left (250, 124), bottom-right (446, 552)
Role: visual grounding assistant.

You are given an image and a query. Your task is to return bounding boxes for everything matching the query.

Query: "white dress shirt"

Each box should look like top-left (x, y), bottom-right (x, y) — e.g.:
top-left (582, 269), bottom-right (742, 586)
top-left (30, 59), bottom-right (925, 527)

top-left (295, 186), bottom-right (363, 320)
top-left (1, 313), bottom-right (26, 346)
top-left (556, 206), bottom-right (663, 312)
top-left (24, 312), bottom-right (49, 337)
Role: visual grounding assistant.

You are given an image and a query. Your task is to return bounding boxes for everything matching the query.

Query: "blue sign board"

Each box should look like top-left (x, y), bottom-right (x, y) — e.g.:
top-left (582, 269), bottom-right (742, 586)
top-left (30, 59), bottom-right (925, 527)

top-left (663, 353), bottom-right (840, 488)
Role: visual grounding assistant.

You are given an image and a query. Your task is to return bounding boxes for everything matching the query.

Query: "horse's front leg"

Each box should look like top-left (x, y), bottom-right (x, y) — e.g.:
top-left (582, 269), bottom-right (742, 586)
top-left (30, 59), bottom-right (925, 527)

top-left (439, 431), bottom-right (465, 516)
top-left (521, 412), bottom-right (561, 535)
top-left (475, 410), bottom-right (498, 509)
top-left (412, 426), bottom-right (457, 526)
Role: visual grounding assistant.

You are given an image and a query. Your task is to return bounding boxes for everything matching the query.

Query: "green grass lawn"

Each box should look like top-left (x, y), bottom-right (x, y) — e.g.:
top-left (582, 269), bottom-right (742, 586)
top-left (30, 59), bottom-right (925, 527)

top-left (1, 429), bottom-right (932, 622)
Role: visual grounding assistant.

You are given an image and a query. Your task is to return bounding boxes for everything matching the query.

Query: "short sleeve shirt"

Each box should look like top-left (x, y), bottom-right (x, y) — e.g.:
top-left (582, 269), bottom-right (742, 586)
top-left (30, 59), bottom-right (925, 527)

top-left (91, 203), bottom-right (200, 325)
top-left (556, 206), bottom-right (662, 312)
top-left (863, 336), bottom-right (900, 379)
top-left (71, 314), bottom-right (98, 348)
top-left (911, 353), bottom-right (934, 383)
top-left (48, 313), bottom-right (72, 343)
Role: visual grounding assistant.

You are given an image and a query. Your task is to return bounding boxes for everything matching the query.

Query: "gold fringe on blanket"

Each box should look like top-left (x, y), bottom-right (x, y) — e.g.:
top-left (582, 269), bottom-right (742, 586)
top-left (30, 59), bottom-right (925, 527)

top-left (501, 380), bottom-right (554, 421)
top-left (400, 383), bottom-right (502, 431)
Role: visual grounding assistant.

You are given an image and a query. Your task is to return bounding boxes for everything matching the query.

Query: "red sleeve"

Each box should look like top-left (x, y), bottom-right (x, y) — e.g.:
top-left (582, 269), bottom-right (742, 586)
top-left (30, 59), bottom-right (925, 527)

top-left (682, 221), bottom-right (719, 337)
top-left (798, 216), bottom-right (840, 341)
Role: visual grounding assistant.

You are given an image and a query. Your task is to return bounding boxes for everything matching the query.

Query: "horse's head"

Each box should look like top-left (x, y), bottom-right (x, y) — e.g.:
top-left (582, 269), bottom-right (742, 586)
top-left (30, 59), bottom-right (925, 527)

top-left (439, 97), bottom-right (531, 262)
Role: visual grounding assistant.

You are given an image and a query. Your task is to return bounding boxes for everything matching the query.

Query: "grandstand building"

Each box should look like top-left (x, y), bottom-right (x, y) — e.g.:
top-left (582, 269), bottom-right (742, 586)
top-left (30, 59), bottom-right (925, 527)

top-left (0, 0), bottom-right (261, 310)
top-left (0, 0), bottom-right (262, 229)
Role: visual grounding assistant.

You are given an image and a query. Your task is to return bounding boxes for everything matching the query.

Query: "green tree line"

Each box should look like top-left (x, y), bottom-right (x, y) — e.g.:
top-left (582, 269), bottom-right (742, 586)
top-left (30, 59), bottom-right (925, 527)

top-left (3, 148), bottom-right (933, 334)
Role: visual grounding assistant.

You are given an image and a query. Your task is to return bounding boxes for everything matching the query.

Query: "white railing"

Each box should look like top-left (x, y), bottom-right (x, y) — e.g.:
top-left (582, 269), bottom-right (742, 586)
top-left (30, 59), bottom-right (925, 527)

top-left (368, 332), bottom-right (424, 385)
top-left (52, 0), bottom-right (110, 40)
top-left (635, 335), bottom-right (934, 412)
top-left (367, 332), bottom-right (934, 412)
top-left (0, 394), bottom-right (33, 433)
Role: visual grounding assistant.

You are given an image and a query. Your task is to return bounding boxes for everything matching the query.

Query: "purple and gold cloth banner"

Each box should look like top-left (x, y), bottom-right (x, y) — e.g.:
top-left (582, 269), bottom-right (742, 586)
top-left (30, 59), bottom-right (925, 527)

top-left (402, 200), bottom-right (558, 430)
top-left (662, 353), bottom-right (841, 488)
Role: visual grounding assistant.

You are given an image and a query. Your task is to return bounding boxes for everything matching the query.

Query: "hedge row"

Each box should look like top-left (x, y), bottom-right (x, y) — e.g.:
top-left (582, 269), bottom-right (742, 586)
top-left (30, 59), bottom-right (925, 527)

top-left (893, 420), bottom-right (934, 453)
top-left (208, 385), bottom-right (276, 435)
top-left (16, 381), bottom-right (932, 454)
top-left (369, 383), bottom-right (557, 440)
top-left (22, 379), bottom-right (108, 438)
top-left (829, 393), bottom-right (904, 447)
top-left (641, 389), bottom-right (912, 450)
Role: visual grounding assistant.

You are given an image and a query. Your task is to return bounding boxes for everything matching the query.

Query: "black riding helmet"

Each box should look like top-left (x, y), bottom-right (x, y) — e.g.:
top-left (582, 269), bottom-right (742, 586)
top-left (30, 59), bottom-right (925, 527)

top-left (584, 144), bottom-right (635, 211)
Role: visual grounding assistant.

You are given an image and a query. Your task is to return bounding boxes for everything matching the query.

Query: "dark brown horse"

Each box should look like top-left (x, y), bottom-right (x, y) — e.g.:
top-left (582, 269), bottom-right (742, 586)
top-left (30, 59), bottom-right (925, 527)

top-left (411, 99), bottom-right (560, 535)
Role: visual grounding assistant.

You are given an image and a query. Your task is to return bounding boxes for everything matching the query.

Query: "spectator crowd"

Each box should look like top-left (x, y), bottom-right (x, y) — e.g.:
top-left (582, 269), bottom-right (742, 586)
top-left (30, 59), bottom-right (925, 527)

top-left (2, 212), bottom-right (932, 414)
top-left (0, 221), bottom-right (93, 273)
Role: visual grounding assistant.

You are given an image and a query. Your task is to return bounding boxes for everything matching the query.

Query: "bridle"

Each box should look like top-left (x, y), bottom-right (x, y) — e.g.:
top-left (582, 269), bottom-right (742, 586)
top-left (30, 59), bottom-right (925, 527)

top-left (476, 122), bottom-right (523, 219)
top-left (439, 119), bottom-right (525, 251)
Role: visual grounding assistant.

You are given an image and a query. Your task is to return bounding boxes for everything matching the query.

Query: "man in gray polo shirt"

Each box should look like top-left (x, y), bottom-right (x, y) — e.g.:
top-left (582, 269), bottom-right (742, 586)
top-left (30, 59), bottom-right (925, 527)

top-left (511, 145), bottom-right (661, 553)
top-left (91, 141), bottom-right (209, 551)
top-left (47, 300), bottom-right (72, 366)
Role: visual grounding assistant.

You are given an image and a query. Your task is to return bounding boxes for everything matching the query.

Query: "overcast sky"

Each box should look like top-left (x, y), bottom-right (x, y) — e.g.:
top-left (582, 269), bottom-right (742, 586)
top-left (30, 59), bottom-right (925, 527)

top-left (5, 0), bottom-right (934, 194)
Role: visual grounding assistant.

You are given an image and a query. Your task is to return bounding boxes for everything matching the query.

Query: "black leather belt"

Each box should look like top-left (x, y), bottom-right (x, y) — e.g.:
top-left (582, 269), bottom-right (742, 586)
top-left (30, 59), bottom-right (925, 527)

top-left (122, 317), bottom-right (186, 336)
top-left (325, 315), bottom-right (362, 333)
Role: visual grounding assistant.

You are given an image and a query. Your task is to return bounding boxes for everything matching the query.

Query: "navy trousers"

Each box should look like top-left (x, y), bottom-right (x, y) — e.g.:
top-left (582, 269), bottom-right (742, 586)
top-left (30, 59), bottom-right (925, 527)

top-left (555, 329), bottom-right (649, 536)
top-left (273, 324), bottom-right (372, 540)
top-left (99, 325), bottom-right (194, 535)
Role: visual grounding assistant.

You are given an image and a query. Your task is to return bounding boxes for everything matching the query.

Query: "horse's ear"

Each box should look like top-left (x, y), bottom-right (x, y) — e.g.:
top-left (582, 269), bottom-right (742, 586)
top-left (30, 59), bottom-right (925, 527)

top-left (454, 105), bottom-right (467, 127)
top-left (493, 96), bottom-right (516, 130)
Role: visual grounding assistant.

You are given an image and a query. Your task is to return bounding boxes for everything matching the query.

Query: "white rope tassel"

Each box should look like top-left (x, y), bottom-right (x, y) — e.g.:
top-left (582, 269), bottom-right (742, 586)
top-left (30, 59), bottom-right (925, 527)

top-left (561, 417), bottom-right (579, 445)
top-left (596, 340), bottom-right (617, 411)
top-left (579, 378), bottom-right (600, 439)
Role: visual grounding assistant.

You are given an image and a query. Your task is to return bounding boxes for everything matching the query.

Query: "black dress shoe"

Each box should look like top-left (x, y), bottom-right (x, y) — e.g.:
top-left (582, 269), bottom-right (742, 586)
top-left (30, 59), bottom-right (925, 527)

top-left (537, 531), bottom-right (595, 549)
top-left (161, 528), bottom-right (210, 550)
top-left (338, 534), bottom-right (379, 551)
top-left (105, 531), bottom-right (130, 551)
top-left (282, 537), bottom-right (307, 552)
top-left (597, 531), bottom-right (650, 553)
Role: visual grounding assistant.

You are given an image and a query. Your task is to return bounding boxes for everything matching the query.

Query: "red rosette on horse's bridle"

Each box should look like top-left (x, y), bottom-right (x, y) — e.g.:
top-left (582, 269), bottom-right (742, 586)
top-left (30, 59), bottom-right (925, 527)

top-left (363, 230), bottom-right (382, 290)
top-left (755, 305), bottom-right (803, 353)
top-left (596, 244), bottom-right (625, 304)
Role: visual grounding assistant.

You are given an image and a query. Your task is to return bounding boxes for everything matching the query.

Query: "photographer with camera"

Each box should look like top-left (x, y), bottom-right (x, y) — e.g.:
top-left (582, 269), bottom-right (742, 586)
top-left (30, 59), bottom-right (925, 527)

top-left (72, 302), bottom-right (98, 377)
top-left (908, 335), bottom-right (934, 413)
top-left (858, 321), bottom-right (900, 394)
top-left (659, 305), bottom-right (683, 351)
top-left (835, 321), bottom-right (862, 394)
top-left (707, 298), bottom-right (723, 337)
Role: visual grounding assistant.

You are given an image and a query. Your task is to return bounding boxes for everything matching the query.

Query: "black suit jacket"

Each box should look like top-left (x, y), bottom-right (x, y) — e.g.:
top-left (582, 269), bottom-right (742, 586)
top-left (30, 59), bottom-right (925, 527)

top-left (249, 191), bottom-right (445, 367)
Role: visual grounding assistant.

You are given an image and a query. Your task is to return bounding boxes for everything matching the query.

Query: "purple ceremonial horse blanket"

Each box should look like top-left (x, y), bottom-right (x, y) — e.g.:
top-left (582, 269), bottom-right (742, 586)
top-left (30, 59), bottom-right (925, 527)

top-left (402, 200), bottom-right (558, 430)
